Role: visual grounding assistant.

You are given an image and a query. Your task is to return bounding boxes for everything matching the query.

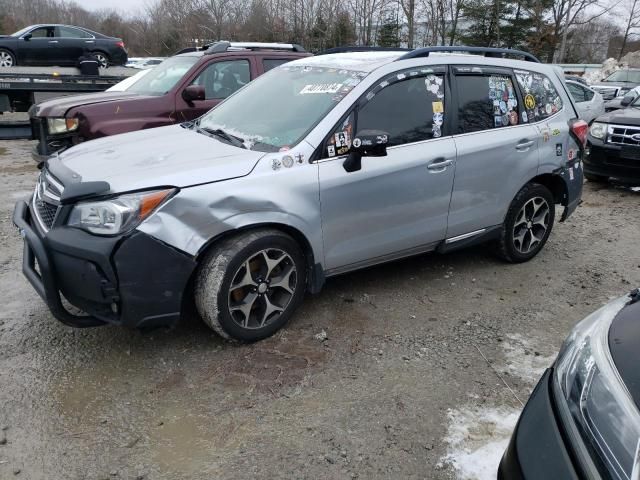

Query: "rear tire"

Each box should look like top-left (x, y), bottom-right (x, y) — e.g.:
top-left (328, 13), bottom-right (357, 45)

top-left (91, 51), bottom-right (109, 68)
top-left (195, 229), bottom-right (307, 342)
top-left (584, 172), bottom-right (608, 183)
top-left (496, 183), bottom-right (555, 263)
top-left (0, 49), bottom-right (16, 67)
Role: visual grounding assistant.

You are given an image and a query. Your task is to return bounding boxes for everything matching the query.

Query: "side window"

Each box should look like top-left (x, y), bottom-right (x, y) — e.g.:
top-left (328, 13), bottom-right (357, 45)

top-left (567, 83), bottom-right (586, 103)
top-left (263, 59), bottom-right (291, 72)
top-left (191, 60), bottom-right (250, 99)
top-left (56, 26), bottom-right (91, 38)
top-left (359, 74), bottom-right (445, 146)
top-left (583, 86), bottom-right (595, 101)
top-left (456, 74), bottom-right (520, 133)
top-left (515, 70), bottom-right (563, 122)
top-left (325, 112), bottom-right (355, 158)
top-left (30, 27), bottom-right (52, 38)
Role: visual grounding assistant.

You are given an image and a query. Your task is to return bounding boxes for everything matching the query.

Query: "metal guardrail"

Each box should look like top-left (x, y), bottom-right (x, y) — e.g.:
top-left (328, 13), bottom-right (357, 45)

top-left (0, 121), bottom-right (32, 140)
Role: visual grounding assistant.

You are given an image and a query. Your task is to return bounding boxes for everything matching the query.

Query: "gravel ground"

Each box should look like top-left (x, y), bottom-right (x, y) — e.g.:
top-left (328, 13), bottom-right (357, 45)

top-left (0, 139), bottom-right (639, 480)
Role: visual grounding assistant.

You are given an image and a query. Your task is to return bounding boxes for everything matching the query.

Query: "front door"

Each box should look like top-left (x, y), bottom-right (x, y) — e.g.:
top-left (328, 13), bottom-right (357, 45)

top-left (175, 57), bottom-right (252, 122)
top-left (18, 26), bottom-right (54, 65)
top-left (447, 67), bottom-right (540, 238)
top-left (319, 68), bottom-right (456, 272)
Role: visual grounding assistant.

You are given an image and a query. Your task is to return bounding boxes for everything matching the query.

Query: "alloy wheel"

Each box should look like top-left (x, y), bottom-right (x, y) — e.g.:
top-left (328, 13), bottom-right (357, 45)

top-left (94, 53), bottom-right (108, 68)
top-left (227, 248), bottom-right (297, 329)
top-left (512, 196), bottom-right (550, 254)
top-left (0, 51), bottom-right (14, 67)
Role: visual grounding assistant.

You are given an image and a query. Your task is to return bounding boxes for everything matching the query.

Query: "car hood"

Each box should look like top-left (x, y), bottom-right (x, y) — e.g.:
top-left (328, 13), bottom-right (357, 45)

top-left (54, 125), bottom-right (265, 192)
top-left (31, 91), bottom-right (145, 117)
top-left (596, 107), bottom-right (640, 126)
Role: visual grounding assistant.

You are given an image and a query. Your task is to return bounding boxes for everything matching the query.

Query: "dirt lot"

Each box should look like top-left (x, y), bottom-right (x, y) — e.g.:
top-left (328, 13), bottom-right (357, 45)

top-left (0, 138), bottom-right (639, 480)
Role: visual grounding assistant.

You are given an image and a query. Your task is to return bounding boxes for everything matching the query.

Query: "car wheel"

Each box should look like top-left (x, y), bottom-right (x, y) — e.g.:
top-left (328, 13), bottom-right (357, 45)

top-left (195, 229), bottom-right (307, 342)
top-left (91, 52), bottom-right (109, 68)
top-left (496, 183), bottom-right (555, 263)
top-left (584, 172), bottom-right (608, 183)
top-left (0, 49), bottom-right (16, 67)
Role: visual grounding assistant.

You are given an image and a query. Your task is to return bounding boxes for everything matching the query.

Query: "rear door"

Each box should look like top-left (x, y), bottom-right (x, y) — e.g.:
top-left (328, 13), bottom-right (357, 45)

top-left (447, 66), bottom-right (540, 238)
top-left (175, 56), bottom-right (254, 121)
top-left (319, 67), bottom-right (457, 271)
top-left (54, 26), bottom-right (91, 65)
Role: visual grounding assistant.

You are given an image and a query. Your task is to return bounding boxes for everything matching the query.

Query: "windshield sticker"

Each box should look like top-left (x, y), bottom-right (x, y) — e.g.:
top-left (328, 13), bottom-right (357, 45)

top-left (300, 83), bottom-right (343, 94)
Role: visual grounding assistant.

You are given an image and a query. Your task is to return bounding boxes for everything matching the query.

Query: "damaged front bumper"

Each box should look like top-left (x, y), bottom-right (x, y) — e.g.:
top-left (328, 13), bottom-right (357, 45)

top-left (13, 200), bottom-right (196, 329)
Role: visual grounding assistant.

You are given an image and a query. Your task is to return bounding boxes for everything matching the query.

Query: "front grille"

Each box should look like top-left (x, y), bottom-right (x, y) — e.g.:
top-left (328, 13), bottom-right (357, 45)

top-left (608, 124), bottom-right (640, 146)
top-left (32, 168), bottom-right (64, 231)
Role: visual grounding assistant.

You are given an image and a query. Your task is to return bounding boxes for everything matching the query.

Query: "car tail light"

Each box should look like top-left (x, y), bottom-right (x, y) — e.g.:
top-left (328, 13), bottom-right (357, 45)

top-left (116, 41), bottom-right (125, 49)
top-left (570, 119), bottom-right (588, 147)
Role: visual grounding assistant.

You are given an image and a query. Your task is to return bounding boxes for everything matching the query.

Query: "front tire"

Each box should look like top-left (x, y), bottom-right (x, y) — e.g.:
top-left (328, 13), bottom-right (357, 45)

top-left (0, 49), bottom-right (16, 67)
top-left (195, 229), bottom-right (307, 342)
top-left (496, 183), bottom-right (555, 263)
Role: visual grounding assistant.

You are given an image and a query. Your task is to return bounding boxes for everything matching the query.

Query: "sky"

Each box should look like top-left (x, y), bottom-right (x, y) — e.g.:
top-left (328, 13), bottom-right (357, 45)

top-left (82, 0), bottom-right (148, 14)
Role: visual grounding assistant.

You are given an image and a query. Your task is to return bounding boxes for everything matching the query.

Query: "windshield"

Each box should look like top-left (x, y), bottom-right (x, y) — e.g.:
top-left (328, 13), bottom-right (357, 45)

top-left (604, 70), bottom-right (640, 83)
top-left (126, 56), bottom-right (199, 96)
top-left (11, 27), bottom-right (33, 37)
top-left (198, 65), bottom-right (368, 151)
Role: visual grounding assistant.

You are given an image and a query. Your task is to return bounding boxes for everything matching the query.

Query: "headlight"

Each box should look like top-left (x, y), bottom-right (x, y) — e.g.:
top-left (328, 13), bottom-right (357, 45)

top-left (554, 295), bottom-right (640, 480)
top-left (590, 122), bottom-right (607, 140)
top-left (67, 189), bottom-right (175, 235)
top-left (47, 117), bottom-right (79, 134)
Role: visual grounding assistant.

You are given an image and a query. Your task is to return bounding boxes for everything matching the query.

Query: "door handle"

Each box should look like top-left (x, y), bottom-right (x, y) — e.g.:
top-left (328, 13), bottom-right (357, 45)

top-left (48, 40), bottom-right (59, 44)
top-left (516, 139), bottom-right (534, 151)
top-left (85, 40), bottom-right (95, 44)
top-left (427, 157), bottom-right (454, 171)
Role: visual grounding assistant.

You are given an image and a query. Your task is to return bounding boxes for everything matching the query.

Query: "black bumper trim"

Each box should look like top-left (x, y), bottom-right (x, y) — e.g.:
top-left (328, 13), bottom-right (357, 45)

top-left (13, 200), bottom-right (106, 327)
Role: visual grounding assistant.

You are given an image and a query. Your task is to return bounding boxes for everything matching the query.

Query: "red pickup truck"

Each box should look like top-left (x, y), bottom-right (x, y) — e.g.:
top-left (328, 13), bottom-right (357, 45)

top-left (29, 41), bottom-right (310, 162)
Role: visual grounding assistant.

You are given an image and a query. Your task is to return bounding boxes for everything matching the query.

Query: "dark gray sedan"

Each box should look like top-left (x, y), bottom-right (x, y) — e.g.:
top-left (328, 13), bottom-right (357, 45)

top-left (0, 24), bottom-right (127, 68)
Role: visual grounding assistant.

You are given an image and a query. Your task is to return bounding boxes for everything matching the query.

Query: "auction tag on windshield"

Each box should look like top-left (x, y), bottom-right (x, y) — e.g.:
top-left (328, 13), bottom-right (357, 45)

top-left (300, 83), bottom-right (343, 94)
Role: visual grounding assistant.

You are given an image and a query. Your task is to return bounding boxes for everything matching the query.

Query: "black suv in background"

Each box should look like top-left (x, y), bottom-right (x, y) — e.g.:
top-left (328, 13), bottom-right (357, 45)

top-left (586, 107), bottom-right (640, 184)
top-left (0, 24), bottom-right (127, 68)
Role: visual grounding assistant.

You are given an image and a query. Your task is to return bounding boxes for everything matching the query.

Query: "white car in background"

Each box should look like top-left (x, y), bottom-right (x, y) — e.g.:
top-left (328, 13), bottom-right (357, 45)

top-left (106, 69), bottom-right (151, 92)
top-left (566, 79), bottom-right (605, 124)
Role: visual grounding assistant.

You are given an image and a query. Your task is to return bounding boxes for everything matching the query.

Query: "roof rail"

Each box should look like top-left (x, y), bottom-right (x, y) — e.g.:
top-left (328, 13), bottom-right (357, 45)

top-left (318, 46), bottom-right (411, 55)
top-left (397, 46), bottom-right (541, 63)
top-left (205, 41), bottom-right (306, 54)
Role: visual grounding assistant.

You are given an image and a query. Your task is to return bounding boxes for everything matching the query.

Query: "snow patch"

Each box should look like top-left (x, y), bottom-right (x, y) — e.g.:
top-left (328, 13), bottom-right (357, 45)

top-left (441, 406), bottom-right (519, 480)
top-left (502, 333), bottom-right (555, 383)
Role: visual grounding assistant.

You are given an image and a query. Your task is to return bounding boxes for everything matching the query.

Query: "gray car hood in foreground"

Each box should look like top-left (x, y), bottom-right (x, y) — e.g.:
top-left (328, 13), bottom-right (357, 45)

top-left (56, 125), bottom-right (265, 192)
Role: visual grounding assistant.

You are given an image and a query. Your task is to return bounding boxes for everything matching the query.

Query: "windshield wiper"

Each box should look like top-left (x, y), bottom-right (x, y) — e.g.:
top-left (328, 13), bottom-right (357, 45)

top-left (196, 124), bottom-right (247, 149)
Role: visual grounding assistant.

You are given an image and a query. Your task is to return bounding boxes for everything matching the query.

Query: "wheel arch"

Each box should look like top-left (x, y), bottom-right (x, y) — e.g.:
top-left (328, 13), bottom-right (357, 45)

top-left (529, 173), bottom-right (568, 207)
top-left (195, 222), bottom-right (324, 294)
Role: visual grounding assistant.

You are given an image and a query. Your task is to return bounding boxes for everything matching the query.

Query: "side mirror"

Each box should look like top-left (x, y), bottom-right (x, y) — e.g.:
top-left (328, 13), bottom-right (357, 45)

top-left (182, 85), bottom-right (205, 103)
top-left (621, 95), bottom-right (634, 106)
top-left (343, 130), bottom-right (389, 173)
top-left (23, 33), bottom-right (32, 41)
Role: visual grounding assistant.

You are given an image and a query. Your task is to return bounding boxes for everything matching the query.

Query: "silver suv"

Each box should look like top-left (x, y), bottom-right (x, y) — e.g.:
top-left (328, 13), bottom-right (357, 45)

top-left (14, 47), bottom-right (587, 341)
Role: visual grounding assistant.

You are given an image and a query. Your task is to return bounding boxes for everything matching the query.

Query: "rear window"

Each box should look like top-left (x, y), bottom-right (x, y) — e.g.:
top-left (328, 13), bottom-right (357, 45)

top-left (515, 70), bottom-right (563, 122)
top-left (456, 74), bottom-right (520, 133)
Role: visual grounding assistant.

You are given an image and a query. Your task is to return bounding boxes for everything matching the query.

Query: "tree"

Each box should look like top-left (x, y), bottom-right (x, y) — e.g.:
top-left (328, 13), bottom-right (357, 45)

top-left (377, 12), bottom-right (400, 46)
top-left (619, 0), bottom-right (640, 59)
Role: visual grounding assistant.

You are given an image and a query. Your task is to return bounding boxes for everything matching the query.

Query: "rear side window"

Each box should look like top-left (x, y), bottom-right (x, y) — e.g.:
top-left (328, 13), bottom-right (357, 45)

top-left (192, 59), bottom-right (250, 99)
top-left (263, 59), bottom-right (291, 72)
top-left (456, 74), bottom-right (520, 133)
top-left (515, 70), bottom-right (563, 122)
top-left (358, 73), bottom-right (446, 146)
